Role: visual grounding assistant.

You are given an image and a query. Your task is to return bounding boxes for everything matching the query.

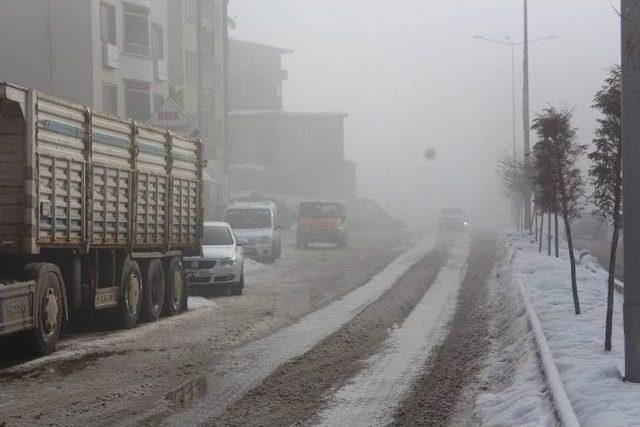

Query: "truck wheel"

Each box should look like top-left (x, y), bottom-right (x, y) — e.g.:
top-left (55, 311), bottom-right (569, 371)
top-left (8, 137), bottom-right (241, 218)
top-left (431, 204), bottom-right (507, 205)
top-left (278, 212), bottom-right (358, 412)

top-left (118, 259), bottom-right (143, 329)
top-left (25, 263), bottom-right (64, 355)
top-left (163, 257), bottom-right (186, 316)
top-left (141, 259), bottom-right (165, 322)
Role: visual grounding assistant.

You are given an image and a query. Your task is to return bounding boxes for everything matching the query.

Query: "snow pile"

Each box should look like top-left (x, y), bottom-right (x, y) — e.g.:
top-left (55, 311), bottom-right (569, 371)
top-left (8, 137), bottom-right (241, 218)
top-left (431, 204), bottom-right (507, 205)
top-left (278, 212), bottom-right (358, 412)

top-left (508, 233), bottom-right (640, 426)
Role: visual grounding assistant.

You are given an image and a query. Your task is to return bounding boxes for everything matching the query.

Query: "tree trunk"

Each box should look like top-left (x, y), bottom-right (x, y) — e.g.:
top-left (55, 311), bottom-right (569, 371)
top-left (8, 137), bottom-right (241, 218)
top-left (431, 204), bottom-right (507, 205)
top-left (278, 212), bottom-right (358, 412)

top-left (539, 213), bottom-right (544, 252)
top-left (560, 189), bottom-right (580, 314)
top-left (554, 210), bottom-right (559, 258)
top-left (606, 220), bottom-right (620, 351)
top-left (535, 208), bottom-right (539, 242)
top-left (547, 213), bottom-right (552, 256)
top-left (605, 159), bottom-right (622, 351)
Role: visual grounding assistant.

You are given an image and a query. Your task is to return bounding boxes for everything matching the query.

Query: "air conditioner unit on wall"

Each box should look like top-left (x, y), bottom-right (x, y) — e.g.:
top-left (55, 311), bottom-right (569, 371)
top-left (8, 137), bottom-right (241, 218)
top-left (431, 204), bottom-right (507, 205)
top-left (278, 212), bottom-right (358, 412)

top-left (154, 59), bottom-right (168, 82)
top-left (103, 43), bottom-right (120, 69)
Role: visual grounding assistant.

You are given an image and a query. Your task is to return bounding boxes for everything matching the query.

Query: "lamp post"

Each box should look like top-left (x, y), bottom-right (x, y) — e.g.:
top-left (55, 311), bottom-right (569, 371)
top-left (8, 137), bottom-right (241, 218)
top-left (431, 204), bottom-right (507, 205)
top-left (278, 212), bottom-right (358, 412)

top-left (474, 34), bottom-right (557, 157)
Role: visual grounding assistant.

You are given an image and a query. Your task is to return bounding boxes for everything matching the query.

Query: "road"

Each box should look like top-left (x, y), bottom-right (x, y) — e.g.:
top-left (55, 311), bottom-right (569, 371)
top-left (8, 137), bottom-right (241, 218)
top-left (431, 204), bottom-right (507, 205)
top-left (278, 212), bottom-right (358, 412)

top-left (0, 230), bottom-right (545, 426)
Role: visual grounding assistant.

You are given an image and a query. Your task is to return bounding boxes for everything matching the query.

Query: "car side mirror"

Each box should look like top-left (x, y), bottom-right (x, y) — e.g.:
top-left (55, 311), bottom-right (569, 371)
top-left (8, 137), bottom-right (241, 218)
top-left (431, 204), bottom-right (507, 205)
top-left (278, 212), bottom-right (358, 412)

top-left (237, 238), bottom-right (249, 246)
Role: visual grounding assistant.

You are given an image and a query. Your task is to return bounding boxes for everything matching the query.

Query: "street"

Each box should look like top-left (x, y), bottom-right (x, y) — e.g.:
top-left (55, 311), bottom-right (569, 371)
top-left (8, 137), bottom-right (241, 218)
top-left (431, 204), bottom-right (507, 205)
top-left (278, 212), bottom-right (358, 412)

top-left (0, 230), bottom-right (540, 426)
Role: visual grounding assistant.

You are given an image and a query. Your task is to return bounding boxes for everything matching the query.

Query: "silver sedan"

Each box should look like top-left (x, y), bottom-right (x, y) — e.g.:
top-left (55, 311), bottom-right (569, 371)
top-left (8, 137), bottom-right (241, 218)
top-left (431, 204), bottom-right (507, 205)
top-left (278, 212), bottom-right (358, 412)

top-left (184, 222), bottom-right (245, 295)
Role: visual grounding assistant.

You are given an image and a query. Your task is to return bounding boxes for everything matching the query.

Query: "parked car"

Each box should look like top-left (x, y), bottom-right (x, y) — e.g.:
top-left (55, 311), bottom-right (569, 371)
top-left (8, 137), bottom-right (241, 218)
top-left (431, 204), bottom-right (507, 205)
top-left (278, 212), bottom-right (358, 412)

top-left (224, 202), bottom-right (282, 262)
top-left (184, 222), bottom-right (245, 295)
top-left (437, 208), bottom-right (469, 231)
top-left (295, 200), bottom-right (348, 248)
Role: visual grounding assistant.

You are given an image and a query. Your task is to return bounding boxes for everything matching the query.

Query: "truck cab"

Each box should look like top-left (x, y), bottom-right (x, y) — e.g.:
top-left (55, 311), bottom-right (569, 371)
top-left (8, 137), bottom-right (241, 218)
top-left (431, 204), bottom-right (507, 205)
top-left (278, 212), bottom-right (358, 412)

top-left (295, 200), bottom-right (347, 248)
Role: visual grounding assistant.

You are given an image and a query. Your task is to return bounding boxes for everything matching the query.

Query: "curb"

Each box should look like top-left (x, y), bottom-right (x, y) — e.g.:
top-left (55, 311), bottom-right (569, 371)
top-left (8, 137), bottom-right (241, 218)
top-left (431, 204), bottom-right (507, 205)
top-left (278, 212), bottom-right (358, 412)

top-left (516, 276), bottom-right (580, 427)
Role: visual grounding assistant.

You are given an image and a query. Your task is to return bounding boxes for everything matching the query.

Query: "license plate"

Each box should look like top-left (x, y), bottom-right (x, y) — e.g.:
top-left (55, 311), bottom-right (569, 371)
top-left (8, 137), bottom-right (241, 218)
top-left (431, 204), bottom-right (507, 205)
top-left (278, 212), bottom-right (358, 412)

top-left (186, 269), bottom-right (209, 277)
top-left (2, 294), bottom-right (32, 324)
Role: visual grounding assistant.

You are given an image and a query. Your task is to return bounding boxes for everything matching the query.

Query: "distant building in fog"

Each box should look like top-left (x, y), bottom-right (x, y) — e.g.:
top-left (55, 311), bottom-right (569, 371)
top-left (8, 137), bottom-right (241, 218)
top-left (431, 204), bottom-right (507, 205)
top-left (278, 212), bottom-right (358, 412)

top-left (227, 39), bottom-right (356, 200)
top-left (229, 110), bottom-right (356, 198)
top-left (0, 0), bottom-right (230, 218)
top-left (228, 39), bottom-right (291, 111)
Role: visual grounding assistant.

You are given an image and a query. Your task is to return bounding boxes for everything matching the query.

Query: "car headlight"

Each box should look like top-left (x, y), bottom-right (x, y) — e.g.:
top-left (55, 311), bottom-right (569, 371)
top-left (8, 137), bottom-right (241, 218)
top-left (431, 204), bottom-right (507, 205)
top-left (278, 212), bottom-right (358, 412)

top-left (258, 236), bottom-right (271, 244)
top-left (220, 257), bottom-right (237, 266)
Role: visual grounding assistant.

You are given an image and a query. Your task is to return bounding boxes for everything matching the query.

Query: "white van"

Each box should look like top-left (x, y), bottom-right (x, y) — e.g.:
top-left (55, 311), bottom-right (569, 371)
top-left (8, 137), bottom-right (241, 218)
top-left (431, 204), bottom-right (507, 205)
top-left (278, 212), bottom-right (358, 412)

top-left (224, 202), bottom-right (282, 262)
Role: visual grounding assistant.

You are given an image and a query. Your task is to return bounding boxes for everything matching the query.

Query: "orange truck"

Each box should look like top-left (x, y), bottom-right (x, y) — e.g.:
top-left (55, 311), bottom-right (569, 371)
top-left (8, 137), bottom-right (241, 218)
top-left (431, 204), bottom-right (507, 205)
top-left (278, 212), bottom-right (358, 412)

top-left (295, 200), bottom-right (347, 248)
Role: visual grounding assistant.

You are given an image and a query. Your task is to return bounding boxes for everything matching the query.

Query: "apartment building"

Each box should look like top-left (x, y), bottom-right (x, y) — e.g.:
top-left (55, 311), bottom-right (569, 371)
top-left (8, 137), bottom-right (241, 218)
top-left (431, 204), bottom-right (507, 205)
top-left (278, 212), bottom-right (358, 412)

top-left (0, 0), bottom-right (170, 121)
top-left (0, 0), bottom-right (230, 218)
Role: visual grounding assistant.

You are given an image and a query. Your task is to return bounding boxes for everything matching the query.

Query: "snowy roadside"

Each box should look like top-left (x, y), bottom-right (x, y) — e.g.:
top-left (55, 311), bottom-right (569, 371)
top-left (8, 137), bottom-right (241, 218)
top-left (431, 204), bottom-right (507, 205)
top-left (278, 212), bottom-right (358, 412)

top-left (507, 233), bottom-right (640, 426)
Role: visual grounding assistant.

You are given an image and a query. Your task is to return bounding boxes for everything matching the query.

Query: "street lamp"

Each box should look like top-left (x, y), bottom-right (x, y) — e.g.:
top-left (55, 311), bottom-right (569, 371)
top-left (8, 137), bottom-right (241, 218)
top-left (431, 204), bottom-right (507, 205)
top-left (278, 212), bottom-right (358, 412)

top-left (474, 34), bottom-right (557, 157)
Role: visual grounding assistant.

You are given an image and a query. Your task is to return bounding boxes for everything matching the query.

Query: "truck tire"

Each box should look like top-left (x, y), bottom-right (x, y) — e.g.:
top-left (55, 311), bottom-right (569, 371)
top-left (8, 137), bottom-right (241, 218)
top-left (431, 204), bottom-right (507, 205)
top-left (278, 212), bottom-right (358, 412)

top-left (162, 257), bottom-right (186, 316)
top-left (118, 259), bottom-right (143, 329)
top-left (24, 263), bottom-right (64, 355)
top-left (141, 259), bottom-right (165, 322)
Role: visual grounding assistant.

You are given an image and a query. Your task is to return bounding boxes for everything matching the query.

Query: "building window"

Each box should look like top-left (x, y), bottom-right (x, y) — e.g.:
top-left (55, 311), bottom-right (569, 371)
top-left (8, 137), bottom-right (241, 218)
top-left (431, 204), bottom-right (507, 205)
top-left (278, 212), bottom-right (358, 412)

top-left (124, 79), bottom-right (150, 120)
top-left (153, 93), bottom-right (165, 112)
top-left (123, 3), bottom-right (150, 56)
top-left (151, 23), bottom-right (163, 60)
top-left (184, 0), bottom-right (197, 21)
top-left (100, 2), bottom-right (116, 44)
top-left (102, 84), bottom-right (118, 115)
top-left (185, 50), bottom-right (197, 84)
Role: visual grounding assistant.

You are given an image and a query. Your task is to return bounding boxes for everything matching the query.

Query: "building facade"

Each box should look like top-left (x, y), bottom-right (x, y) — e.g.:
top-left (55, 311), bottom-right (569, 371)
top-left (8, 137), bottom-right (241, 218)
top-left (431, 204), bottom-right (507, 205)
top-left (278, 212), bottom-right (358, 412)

top-left (228, 39), bottom-right (291, 111)
top-left (0, 0), bottom-right (170, 121)
top-left (228, 111), bottom-right (355, 198)
top-left (0, 0), bottom-right (229, 218)
top-left (227, 39), bottom-right (356, 200)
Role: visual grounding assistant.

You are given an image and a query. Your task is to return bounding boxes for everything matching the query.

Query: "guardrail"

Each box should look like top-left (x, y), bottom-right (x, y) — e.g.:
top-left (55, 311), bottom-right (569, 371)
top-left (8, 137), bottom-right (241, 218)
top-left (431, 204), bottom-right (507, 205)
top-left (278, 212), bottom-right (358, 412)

top-left (516, 276), bottom-right (580, 427)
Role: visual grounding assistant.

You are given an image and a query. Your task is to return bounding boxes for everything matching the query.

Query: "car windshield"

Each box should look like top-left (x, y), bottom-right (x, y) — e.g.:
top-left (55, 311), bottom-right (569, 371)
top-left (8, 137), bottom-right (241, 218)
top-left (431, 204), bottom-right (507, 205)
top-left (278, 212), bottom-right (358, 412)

top-left (300, 203), bottom-right (343, 218)
top-left (225, 209), bottom-right (272, 229)
top-left (202, 225), bottom-right (234, 245)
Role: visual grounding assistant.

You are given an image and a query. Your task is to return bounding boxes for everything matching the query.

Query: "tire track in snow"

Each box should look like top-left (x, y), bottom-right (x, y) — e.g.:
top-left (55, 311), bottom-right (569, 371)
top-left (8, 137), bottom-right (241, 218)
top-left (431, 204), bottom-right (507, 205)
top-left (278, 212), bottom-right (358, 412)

top-left (131, 236), bottom-right (438, 425)
top-left (315, 235), bottom-right (470, 426)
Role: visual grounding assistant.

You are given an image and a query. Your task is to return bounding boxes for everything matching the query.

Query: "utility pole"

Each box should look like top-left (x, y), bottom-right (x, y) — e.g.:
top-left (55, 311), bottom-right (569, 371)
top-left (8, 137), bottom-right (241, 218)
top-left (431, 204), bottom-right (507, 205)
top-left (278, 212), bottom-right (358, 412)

top-left (510, 43), bottom-right (517, 157)
top-left (522, 0), bottom-right (532, 234)
top-left (622, 0), bottom-right (640, 383)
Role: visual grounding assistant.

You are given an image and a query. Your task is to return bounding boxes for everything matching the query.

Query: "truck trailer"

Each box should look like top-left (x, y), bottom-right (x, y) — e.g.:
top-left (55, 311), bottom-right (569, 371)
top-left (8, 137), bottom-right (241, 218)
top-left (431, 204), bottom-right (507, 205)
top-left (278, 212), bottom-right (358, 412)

top-left (0, 83), bottom-right (204, 354)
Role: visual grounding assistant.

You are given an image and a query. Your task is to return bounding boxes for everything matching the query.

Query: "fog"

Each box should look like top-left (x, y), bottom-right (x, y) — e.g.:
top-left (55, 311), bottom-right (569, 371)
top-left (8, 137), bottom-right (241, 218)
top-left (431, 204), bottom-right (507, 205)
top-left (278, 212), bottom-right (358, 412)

top-left (229, 0), bottom-right (621, 229)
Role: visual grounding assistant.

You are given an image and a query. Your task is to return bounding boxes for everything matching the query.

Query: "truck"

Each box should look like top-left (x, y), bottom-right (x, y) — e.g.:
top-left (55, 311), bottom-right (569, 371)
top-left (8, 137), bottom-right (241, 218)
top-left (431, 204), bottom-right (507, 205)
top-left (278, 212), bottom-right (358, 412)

top-left (295, 200), bottom-right (347, 248)
top-left (0, 83), bottom-right (204, 355)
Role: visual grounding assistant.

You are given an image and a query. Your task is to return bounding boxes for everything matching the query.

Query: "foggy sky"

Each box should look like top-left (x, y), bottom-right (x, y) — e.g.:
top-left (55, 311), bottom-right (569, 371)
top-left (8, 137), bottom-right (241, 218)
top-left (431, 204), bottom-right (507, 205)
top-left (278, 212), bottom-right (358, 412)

top-left (229, 0), bottom-right (621, 228)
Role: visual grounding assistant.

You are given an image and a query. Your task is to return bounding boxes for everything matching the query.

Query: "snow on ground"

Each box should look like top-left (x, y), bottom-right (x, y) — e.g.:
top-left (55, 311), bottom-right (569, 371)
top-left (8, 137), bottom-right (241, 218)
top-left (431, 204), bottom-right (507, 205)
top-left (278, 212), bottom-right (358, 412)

top-left (187, 296), bottom-right (221, 309)
top-left (153, 236), bottom-right (437, 425)
top-left (508, 233), bottom-right (640, 426)
top-left (317, 236), bottom-right (469, 426)
top-left (471, 241), bottom-right (555, 426)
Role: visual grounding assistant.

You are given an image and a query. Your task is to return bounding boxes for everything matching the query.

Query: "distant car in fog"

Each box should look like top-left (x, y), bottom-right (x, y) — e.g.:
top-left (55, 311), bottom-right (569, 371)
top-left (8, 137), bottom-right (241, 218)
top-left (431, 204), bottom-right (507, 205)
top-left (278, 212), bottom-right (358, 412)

top-left (438, 208), bottom-right (469, 231)
top-left (185, 222), bottom-right (246, 295)
top-left (224, 201), bottom-right (282, 262)
top-left (295, 200), bottom-right (348, 248)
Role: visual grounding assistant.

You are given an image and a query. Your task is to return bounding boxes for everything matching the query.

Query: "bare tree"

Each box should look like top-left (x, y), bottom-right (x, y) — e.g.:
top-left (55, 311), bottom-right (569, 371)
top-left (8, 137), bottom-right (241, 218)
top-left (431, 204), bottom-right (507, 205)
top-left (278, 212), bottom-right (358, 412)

top-left (497, 153), bottom-right (532, 232)
top-left (532, 107), bottom-right (586, 315)
top-left (588, 65), bottom-right (622, 351)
